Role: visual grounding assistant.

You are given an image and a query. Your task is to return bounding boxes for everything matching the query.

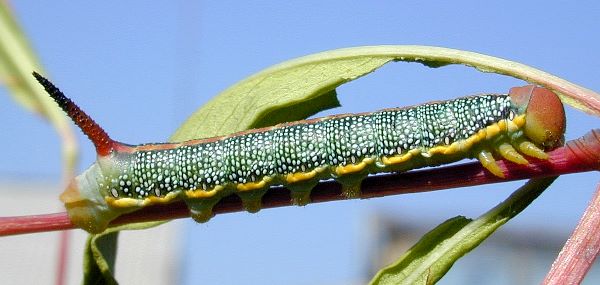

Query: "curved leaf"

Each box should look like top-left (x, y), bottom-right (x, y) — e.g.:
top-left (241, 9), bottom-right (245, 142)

top-left (173, 45), bottom-right (600, 142)
top-left (83, 231), bottom-right (119, 285)
top-left (0, 3), bottom-right (79, 176)
top-left (83, 221), bottom-right (166, 285)
top-left (369, 177), bottom-right (557, 285)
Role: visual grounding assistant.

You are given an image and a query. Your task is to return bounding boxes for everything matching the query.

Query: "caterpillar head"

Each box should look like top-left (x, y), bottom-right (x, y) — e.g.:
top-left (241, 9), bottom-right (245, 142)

top-left (509, 85), bottom-right (566, 149)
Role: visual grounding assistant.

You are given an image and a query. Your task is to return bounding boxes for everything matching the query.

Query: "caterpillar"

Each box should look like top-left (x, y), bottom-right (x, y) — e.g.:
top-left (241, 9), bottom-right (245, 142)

top-left (32, 72), bottom-right (566, 233)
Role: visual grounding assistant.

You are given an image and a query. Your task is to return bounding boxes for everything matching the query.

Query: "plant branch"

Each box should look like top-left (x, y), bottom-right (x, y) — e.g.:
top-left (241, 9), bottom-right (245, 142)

top-left (1, 129), bottom-right (599, 236)
top-left (543, 182), bottom-right (600, 284)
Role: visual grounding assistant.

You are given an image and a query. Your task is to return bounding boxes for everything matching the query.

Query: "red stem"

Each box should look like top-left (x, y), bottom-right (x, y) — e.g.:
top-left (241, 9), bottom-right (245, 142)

top-left (0, 129), bottom-right (599, 236)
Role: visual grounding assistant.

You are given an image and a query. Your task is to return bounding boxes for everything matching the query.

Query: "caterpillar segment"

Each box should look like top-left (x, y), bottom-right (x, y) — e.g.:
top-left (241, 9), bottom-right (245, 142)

top-left (33, 72), bottom-right (566, 233)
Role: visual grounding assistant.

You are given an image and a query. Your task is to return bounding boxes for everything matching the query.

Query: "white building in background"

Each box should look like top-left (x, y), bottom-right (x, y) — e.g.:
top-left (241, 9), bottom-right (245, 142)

top-left (0, 181), bottom-right (183, 285)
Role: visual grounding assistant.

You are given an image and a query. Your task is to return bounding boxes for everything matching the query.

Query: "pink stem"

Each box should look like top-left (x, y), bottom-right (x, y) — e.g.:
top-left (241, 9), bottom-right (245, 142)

top-left (55, 230), bottom-right (70, 285)
top-left (543, 182), bottom-right (600, 284)
top-left (0, 212), bottom-right (74, 235)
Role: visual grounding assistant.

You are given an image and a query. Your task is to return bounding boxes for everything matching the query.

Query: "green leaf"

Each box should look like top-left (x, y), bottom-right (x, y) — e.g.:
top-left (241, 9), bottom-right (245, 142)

top-left (83, 221), bottom-right (165, 285)
top-left (83, 231), bottom-right (118, 285)
top-left (0, 3), bottom-right (79, 177)
top-left (250, 89), bottom-right (340, 130)
top-left (0, 4), bottom-right (44, 112)
top-left (173, 45), bottom-right (600, 143)
top-left (369, 177), bottom-right (557, 285)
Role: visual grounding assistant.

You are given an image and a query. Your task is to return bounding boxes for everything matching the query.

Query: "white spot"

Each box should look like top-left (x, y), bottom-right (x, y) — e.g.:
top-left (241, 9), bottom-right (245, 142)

top-left (111, 188), bottom-right (119, 198)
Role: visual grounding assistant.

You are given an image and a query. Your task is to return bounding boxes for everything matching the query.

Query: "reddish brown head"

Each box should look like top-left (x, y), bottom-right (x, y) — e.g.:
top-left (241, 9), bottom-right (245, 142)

top-left (509, 85), bottom-right (566, 149)
top-left (33, 72), bottom-right (115, 156)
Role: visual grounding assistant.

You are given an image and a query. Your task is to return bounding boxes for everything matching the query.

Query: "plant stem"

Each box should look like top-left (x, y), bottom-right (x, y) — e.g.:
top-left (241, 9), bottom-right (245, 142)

top-left (543, 182), bottom-right (600, 284)
top-left (1, 129), bottom-right (599, 236)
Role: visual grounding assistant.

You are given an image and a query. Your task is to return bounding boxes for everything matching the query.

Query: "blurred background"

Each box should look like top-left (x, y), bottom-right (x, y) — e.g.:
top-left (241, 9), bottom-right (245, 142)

top-left (1, 1), bottom-right (599, 284)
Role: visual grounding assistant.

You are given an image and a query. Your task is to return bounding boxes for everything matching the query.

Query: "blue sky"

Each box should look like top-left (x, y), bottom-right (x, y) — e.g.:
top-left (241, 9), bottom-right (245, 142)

top-left (2, 1), bottom-right (600, 284)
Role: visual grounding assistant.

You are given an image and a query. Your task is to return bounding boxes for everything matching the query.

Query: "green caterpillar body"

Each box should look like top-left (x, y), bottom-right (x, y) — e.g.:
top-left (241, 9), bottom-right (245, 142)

top-left (33, 72), bottom-right (566, 233)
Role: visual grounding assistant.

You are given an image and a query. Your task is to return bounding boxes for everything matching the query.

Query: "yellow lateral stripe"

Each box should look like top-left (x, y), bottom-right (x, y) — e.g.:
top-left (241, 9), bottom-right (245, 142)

top-left (497, 120), bottom-right (507, 131)
top-left (441, 142), bottom-right (459, 155)
top-left (485, 124), bottom-right (501, 140)
top-left (237, 176), bottom-right (273, 191)
top-left (507, 115), bottom-right (525, 132)
top-left (513, 114), bottom-right (526, 127)
top-left (107, 191), bottom-right (185, 208)
top-left (427, 118), bottom-right (512, 156)
top-left (285, 169), bottom-right (318, 183)
top-left (106, 197), bottom-right (141, 208)
top-left (108, 184), bottom-right (227, 208)
top-left (425, 116), bottom-right (526, 158)
top-left (382, 149), bottom-right (420, 165)
top-left (141, 191), bottom-right (180, 206)
top-left (334, 158), bottom-right (375, 176)
top-left (427, 145), bottom-right (448, 155)
top-left (185, 185), bottom-right (223, 198)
